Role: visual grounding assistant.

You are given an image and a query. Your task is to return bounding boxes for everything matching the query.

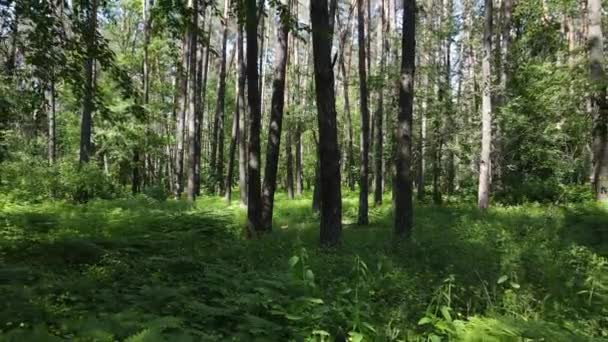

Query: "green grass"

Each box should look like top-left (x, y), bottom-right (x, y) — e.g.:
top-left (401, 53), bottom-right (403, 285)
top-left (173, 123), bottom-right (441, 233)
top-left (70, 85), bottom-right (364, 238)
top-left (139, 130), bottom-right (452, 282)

top-left (0, 192), bottom-right (607, 341)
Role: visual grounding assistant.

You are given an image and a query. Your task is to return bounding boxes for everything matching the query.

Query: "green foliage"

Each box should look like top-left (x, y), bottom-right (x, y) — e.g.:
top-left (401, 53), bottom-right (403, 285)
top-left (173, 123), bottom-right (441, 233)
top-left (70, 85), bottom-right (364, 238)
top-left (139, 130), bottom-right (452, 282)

top-left (1, 192), bottom-right (607, 340)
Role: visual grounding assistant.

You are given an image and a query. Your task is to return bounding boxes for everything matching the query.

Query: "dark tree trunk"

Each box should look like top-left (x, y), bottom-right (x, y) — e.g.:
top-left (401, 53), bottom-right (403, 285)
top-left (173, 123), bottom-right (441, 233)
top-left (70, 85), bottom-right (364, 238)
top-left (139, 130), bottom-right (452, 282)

top-left (246, 0), bottom-right (263, 235)
top-left (212, 0), bottom-right (230, 194)
top-left (261, 7), bottom-right (289, 230)
top-left (374, 0), bottom-right (388, 205)
top-left (237, 25), bottom-right (248, 205)
top-left (79, 0), bottom-right (97, 165)
top-left (357, 0), bottom-right (370, 224)
top-left (394, 0), bottom-right (415, 237)
top-left (311, 0), bottom-right (342, 246)
top-left (225, 82), bottom-right (239, 202)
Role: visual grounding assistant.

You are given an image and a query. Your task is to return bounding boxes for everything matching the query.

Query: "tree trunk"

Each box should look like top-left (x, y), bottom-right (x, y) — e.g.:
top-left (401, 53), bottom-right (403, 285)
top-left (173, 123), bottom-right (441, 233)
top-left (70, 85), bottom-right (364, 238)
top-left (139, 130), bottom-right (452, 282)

top-left (311, 0), bottom-right (342, 246)
top-left (237, 25), bottom-right (248, 205)
top-left (261, 5), bottom-right (290, 230)
top-left (212, 0), bottom-right (230, 194)
top-left (195, 11), bottom-right (211, 196)
top-left (374, 0), bottom-right (388, 205)
top-left (588, 0), bottom-right (608, 201)
top-left (478, 0), bottom-right (493, 209)
top-left (394, 0), bottom-right (415, 237)
top-left (295, 124), bottom-right (303, 195)
top-left (47, 79), bottom-right (56, 165)
top-left (174, 17), bottom-right (191, 198)
top-left (246, 0), bottom-right (263, 235)
top-left (357, 0), bottom-right (370, 225)
top-left (186, 0), bottom-right (200, 202)
top-left (286, 129), bottom-right (295, 199)
top-left (79, 0), bottom-right (97, 165)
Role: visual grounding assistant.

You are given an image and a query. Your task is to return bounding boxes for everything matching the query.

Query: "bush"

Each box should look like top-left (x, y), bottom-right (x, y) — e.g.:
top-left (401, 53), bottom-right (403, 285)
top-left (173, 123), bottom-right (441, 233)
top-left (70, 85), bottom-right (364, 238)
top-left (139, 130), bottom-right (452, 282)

top-left (0, 158), bottom-right (121, 202)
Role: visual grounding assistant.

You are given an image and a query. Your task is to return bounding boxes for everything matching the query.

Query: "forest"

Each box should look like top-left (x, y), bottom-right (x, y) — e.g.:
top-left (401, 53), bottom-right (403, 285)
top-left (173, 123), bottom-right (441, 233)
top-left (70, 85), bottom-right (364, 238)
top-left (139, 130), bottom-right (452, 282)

top-left (0, 0), bottom-right (607, 340)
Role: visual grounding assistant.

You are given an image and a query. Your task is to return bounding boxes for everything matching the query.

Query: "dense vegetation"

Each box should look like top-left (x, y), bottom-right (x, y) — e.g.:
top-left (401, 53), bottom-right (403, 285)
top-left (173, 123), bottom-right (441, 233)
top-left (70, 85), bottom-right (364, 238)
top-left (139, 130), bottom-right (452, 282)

top-left (1, 193), bottom-right (607, 340)
top-left (1, 0), bottom-right (607, 340)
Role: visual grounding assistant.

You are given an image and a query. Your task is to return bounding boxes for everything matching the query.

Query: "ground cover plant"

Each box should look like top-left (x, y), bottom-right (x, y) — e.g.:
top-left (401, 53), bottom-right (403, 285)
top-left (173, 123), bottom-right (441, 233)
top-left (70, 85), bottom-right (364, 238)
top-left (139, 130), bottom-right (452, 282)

top-left (1, 192), bottom-right (606, 341)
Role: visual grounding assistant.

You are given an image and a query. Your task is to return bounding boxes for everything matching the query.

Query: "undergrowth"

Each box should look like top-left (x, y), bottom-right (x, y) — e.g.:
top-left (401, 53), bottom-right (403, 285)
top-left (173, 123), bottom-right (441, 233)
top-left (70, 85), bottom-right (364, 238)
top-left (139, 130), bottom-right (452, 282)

top-left (0, 192), bottom-right (607, 341)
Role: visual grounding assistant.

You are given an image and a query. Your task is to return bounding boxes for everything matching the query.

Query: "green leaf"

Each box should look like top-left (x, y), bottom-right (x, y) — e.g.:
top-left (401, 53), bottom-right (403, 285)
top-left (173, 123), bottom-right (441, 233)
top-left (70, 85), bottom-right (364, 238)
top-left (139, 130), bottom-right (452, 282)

top-left (349, 331), bottom-right (364, 342)
top-left (418, 317), bottom-right (433, 325)
top-left (288, 255), bottom-right (299, 267)
top-left (497, 275), bottom-right (509, 284)
top-left (440, 306), bottom-right (452, 322)
top-left (510, 282), bottom-right (521, 289)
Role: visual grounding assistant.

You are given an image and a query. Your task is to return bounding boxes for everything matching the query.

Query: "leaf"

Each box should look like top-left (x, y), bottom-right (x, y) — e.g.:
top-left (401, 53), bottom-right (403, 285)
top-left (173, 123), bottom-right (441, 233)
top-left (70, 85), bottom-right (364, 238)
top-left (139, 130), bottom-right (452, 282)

top-left (348, 331), bottom-right (364, 342)
top-left (418, 317), bottom-right (433, 325)
top-left (429, 333), bottom-right (442, 342)
top-left (497, 275), bottom-right (509, 284)
top-left (510, 282), bottom-right (521, 289)
top-left (288, 256), bottom-right (299, 267)
top-left (305, 269), bottom-right (315, 282)
top-left (284, 314), bottom-right (304, 320)
top-left (440, 306), bottom-right (452, 322)
top-left (306, 297), bottom-right (324, 304)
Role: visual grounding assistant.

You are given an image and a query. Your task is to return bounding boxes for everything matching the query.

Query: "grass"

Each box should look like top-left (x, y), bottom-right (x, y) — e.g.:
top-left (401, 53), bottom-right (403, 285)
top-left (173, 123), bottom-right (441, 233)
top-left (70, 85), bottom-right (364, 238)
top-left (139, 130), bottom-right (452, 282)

top-left (0, 191), bottom-right (607, 341)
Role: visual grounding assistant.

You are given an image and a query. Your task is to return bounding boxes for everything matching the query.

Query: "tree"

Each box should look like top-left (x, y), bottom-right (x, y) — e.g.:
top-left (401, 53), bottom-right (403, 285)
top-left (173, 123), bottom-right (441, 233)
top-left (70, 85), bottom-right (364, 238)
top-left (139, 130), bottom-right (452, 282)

top-left (79, 0), bottom-right (98, 164)
top-left (357, 0), bottom-right (370, 225)
top-left (186, 0), bottom-right (200, 202)
top-left (211, 0), bottom-right (231, 194)
top-left (588, 0), bottom-right (608, 201)
top-left (237, 24), bottom-right (248, 205)
top-left (261, 0), bottom-right (290, 230)
top-left (311, 0), bottom-right (342, 247)
top-left (394, 0), bottom-right (415, 237)
top-left (477, 0), bottom-right (493, 209)
top-left (374, 0), bottom-right (389, 205)
top-left (246, 0), bottom-right (263, 235)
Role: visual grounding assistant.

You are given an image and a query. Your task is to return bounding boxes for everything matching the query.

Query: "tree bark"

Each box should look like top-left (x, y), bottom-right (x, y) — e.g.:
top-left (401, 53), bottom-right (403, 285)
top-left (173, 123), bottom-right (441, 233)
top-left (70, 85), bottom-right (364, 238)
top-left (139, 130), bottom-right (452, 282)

top-left (588, 0), bottom-right (608, 201)
top-left (261, 4), bottom-right (290, 230)
top-left (195, 10), bottom-right (211, 196)
top-left (174, 14), bottom-right (191, 198)
top-left (311, 0), bottom-right (342, 246)
top-left (374, 0), bottom-right (388, 205)
top-left (186, 0), bottom-right (200, 202)
top-left (237, 25), bottom-right (248, 205)
top-left (211, 0), bottom-right (230, 194)
top-left (47, 79), bottom-right (56, 165)
top-left (357, 0), bottom-right (370, 225)
top-left (79, 0), bottom-right (97, 165)
top-left (478, 0), bottom-right (493, 209)
top-left (295, 124), bottom-right (303, 195)
top-left (394, 0), bottom-right (415, 237)
top-left (246, 0), bottom-right (263, 235)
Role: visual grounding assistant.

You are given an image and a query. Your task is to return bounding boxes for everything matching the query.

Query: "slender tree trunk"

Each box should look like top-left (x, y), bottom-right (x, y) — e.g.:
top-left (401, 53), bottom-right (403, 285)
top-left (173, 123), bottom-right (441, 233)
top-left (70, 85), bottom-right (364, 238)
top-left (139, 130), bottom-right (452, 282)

top-left (311, 0), bottom-right (342, 246)
top-left (417, 72), bottom-right (428, 200)
top-left (186, 0), bottom-right (200, 202)
top-left (394, 0), bottom-right (415, 237)
top-left (237, 25), bottom-right (248, 205)
top-left (374, 0), bottom-right (388, 205)
top-left (261, 4), bottom-right (290, 230)
top-left (246, 0), bottom-right (263, 235)
top-left (357, 0), bottom-right (370, 224)
top-left (478, 0), bottom-right (493, 209)
top-left (47, 79), bottom-right (56, 165)
top-left (211, 0), bottom-right (230, 194)
top-left (174, 18), bottom-right (191, 198)
top-left (295, 124), bottom-right (303, 195)
top-left (142, 0), bottom-right (152, 186)
top-left (286, 129), bottom-right (295, 199)
top-left (79, 0), bottom-right (97, 165)
top-left (195, 15), bottom-right (212, 196)
top-left (588, 0), bottom-right (608, 201)
top-left (225, 88), bottom-right (239, 202)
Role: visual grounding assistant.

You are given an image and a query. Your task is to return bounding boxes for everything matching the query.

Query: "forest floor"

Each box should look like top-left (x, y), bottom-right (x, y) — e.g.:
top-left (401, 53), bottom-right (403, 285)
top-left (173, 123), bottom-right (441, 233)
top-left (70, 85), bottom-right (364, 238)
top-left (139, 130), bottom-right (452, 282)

top-left (0, 192), bottom-right (607, 341)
